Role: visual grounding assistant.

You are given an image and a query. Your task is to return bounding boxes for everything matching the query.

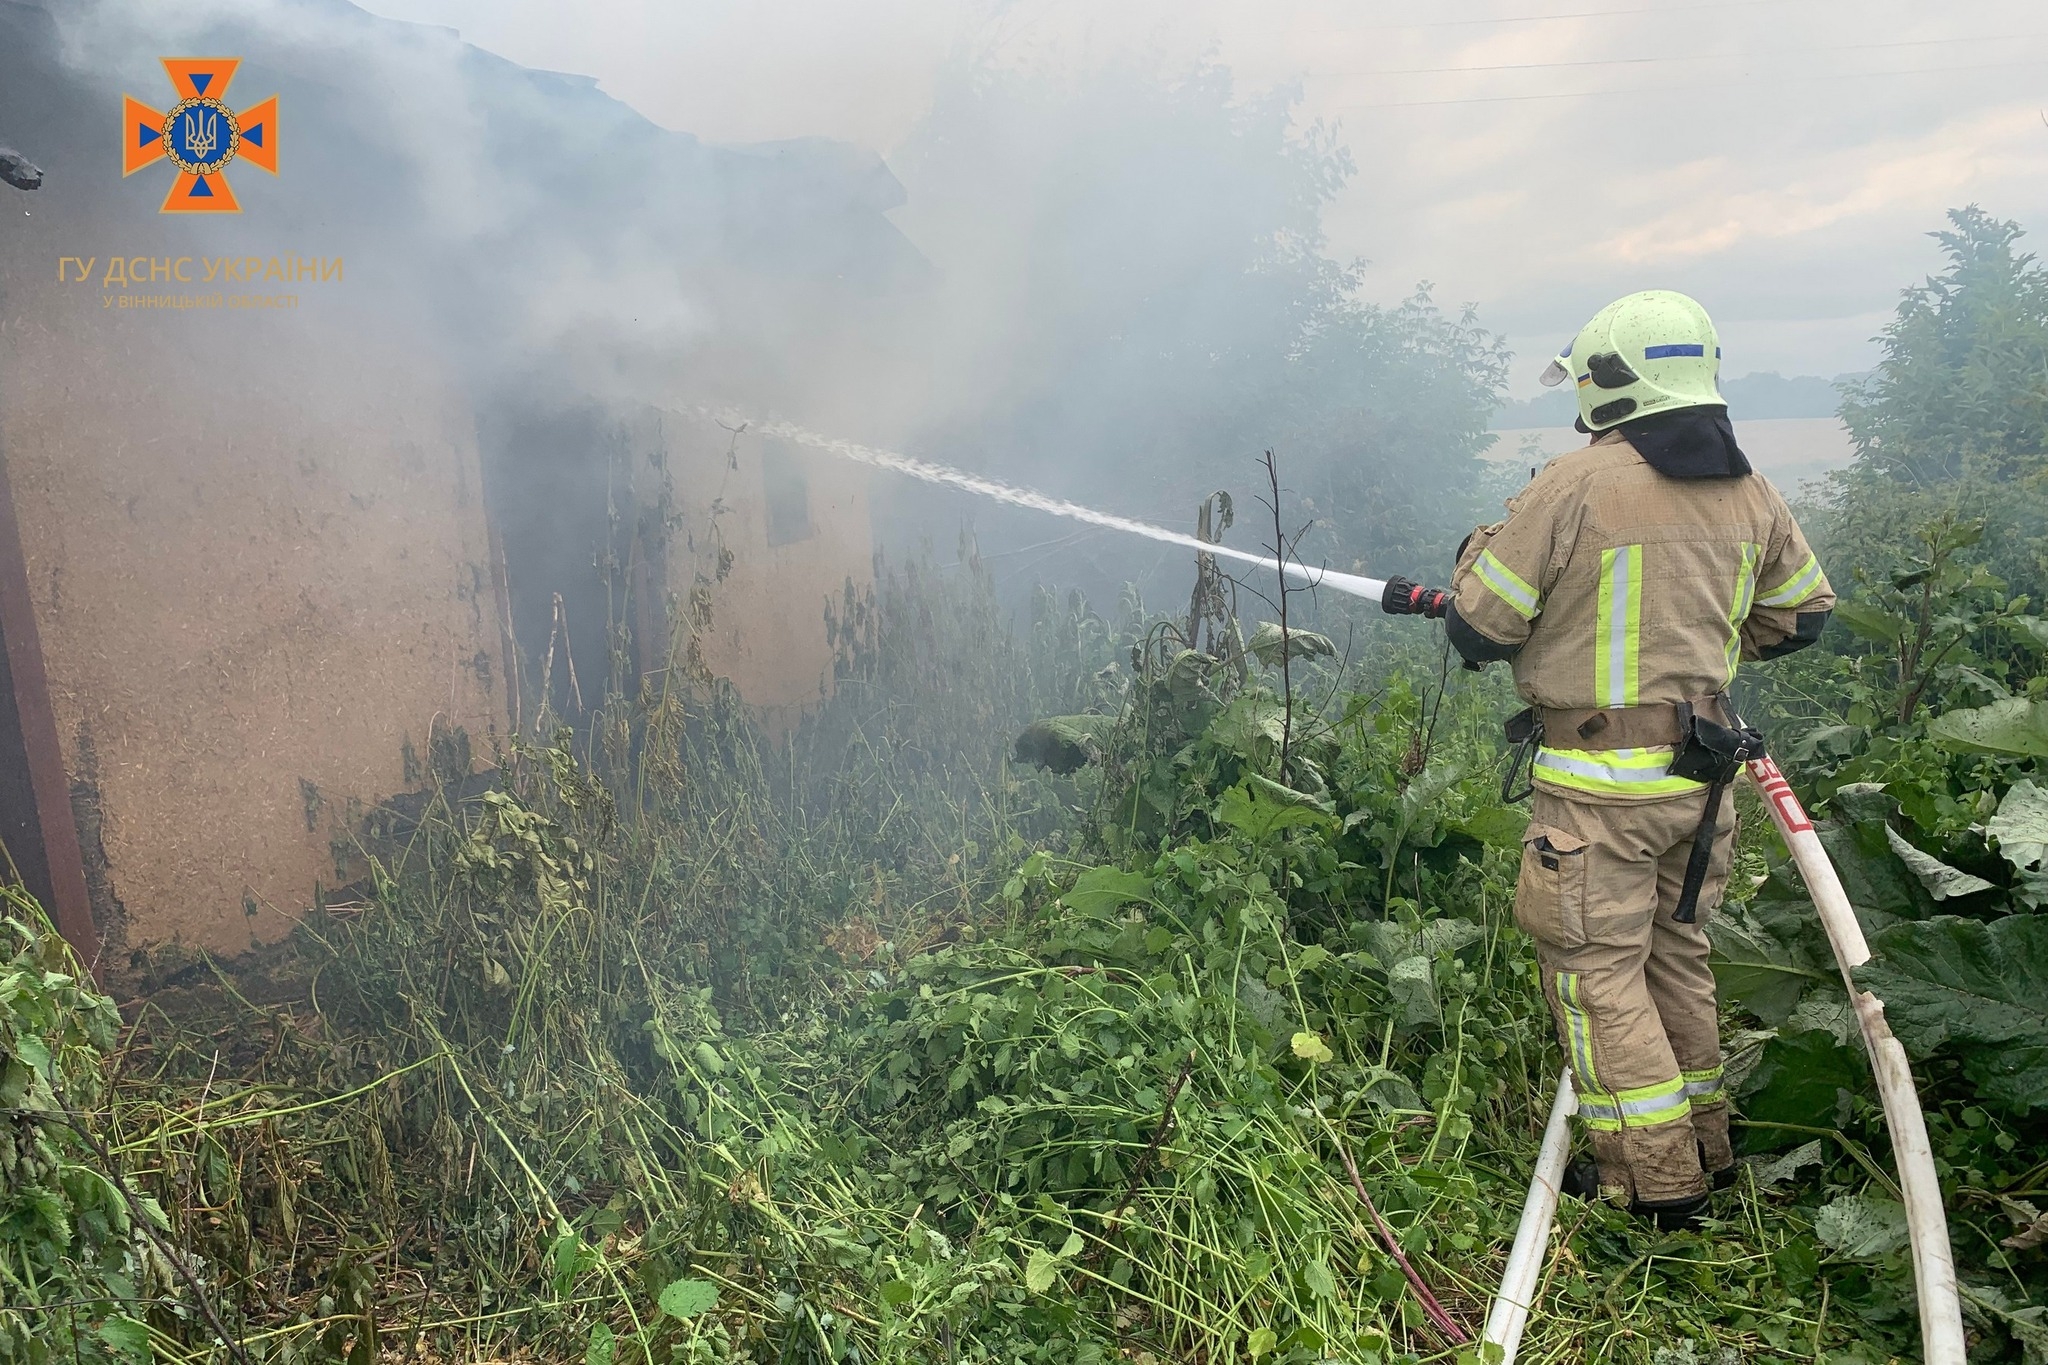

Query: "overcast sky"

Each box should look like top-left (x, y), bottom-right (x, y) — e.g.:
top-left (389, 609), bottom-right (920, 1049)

top-left (360, 0), bottom-right (2048, 393)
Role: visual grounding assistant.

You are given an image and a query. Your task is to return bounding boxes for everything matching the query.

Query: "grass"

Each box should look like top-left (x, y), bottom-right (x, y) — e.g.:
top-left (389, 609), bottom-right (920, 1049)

top-left (0, 552), bottom-right (1945, 1365)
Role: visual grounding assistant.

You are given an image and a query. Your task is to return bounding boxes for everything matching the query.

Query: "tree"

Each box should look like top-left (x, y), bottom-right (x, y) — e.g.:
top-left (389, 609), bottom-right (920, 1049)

top-left (1818, 207), bottom-right (2048, 599)
top-left (1838, 205), bottom-right (2048, 489)
top-left (887, 58), bottom-right (1508, 604)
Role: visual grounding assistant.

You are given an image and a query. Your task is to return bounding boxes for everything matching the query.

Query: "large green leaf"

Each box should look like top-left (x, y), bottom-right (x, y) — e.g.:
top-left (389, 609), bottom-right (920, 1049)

top-left (1855, 913), bottom-right (2048, 1111)
top-left (1833, 600), bottom-right (1907, 644)
top-left (1928, 697), bottom-right (2048, 759)
top-left (1883, 825), bottom-right (1996, 900)
top-left (1814, 1193), bottom-right (1911, 1260)
top-left (658, 1277), bottom-right (719, 1319)
top-left (1448, 805), bottom-right (1528, 849)
top-left (1215, 779), bottom-right (1334, 841)
top-left (1738, 1027), bottom-right (1868, 1137)
top-left (1815, 820), bottom-right (1930, 927)
top-left (1061, 866), bottom-right (1157, 915)
top-left (1245, 621), bottom-right (1336, 666)
top-left (1989, 778), bottom-right (2048, 872)
top-left (1014, 714), bottom-right (1118, 774)
top-left (1708, 909), bottom-right (1833, 1026)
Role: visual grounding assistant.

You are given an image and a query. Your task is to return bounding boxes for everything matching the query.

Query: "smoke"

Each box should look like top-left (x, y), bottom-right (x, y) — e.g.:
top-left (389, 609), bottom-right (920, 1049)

top-left (22, 0), bottom-right (1506, 613)
top-left (727, 410), bottom-right (1390, 601)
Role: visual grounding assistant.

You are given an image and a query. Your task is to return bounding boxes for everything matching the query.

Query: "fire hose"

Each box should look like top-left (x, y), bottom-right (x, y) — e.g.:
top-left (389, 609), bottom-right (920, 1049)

top-left (1379, 579), bottom-right (1966, 1365)
top-left (739, 419), bottom-right (1966, 1359)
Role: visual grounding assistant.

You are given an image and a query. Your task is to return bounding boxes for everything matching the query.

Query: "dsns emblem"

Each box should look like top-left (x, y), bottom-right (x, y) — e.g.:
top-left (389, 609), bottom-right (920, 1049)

top-left (123, 59), bottom-right (277, 213)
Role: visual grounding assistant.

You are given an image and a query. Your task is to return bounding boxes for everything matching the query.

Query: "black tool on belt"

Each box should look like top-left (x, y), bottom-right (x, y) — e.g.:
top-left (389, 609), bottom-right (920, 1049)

top-left (1500, 706), bottom-right (1542, 804)
top-left (1665, 701), bottom-right (1768, 924)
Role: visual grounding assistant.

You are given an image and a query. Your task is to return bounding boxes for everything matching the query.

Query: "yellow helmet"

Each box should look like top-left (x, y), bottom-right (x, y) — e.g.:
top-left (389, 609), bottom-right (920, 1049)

top-left (1539, 290), bottom-right (1723, 431)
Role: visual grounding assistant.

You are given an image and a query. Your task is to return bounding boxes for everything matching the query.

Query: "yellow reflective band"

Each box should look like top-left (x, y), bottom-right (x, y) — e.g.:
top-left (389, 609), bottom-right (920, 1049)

top-left (1612, 1077), bottom-right (1692, 1128)
top-left (1533, 745), bottom-right (1705, 798)
top-left (1576, 1077), bottom-right (1693, 1132)
top-left (1681, 1065), bottom-right (1726, 1100)
top-left (1475, 549), bottom-right (1541, 619)
top-left (1725, 541), bottom-right (1761, 684)
top-left (1595, 545), bottom-right (1642, 707)
top-left (1556, 972), bottom-right (1598, 1093)
top-left (1758, 551), bottom-right (1824, 609)
top-left (1573, 1090), bottom-right (1625, 1131)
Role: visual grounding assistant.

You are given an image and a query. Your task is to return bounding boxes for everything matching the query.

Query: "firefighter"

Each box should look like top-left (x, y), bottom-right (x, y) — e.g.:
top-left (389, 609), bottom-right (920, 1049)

top-left (1444, 290), bottom-right (1834, 1227)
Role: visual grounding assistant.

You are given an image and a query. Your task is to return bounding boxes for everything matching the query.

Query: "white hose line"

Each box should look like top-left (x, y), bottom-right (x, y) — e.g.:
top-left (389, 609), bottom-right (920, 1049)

top-left (1746, 757), bottom-right (1966, 1365)
top-left (1482, 768), bottom-right (1965, 1365)
top-left (759, 431), bottom-right (1961, 1356)
top-left (1482, 1069), bottom-right (1577, 1364)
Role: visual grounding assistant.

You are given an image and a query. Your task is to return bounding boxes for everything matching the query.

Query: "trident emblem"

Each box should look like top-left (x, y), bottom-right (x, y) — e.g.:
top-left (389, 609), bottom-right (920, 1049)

top-left (182, 106), bottom-right (218, 164)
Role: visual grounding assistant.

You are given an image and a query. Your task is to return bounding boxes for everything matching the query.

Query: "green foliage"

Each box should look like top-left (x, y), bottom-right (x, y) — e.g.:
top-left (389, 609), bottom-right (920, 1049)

top-left (1839, 205), bottom-right (2048, 489)
top-left (0, 895), bottom-right (167, 1365)
top-left (1856, 914), bottom-right (2048, 1112)
top-left (22, 201), bottom-right (2048, 1365)
top-left (1816, 206), bottom-right (2048, 610)
top-left (1724, 205), bottom-right (2048, 1361)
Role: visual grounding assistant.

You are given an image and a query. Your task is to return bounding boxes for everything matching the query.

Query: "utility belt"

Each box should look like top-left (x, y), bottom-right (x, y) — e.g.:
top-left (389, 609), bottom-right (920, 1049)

top-left (1501, 696), bottom-right (1767, 924)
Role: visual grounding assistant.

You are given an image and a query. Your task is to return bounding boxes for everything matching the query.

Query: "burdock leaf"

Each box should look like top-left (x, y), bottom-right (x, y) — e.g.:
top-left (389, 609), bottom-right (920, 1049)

top-left (1747, 1139), bottom-right (1824, 1189)
top-left (658, 1277), bottom-right (719, 1319)
top-left (1814, 1193), bottom-right (1910, 1259)
top-left (2000, 1197), bottom-right (2048, 1252)
top-left (1990, 779), bottom-right (2048, 872)
top-left (96, 1316), bottom-right (150, 1362)
top-left (1834, 601), bottom-right (1906, 643)
top-left (1247, 621), bottom-right (1336, 666)
top-left (1884, 826), bottom-right (1995, 900)
top-left (1855, 914), bottom-right (2048, 1111)
top-left (1928, 698), bottom-right (2048, 759)
top-left (1708, 908), bottom-right (1833, 1026)
top-left (1215, 781), bottom-right (1334, 840)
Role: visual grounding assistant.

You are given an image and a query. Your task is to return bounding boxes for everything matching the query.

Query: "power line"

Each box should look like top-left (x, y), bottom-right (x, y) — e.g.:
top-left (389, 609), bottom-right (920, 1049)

top-left (1308, 0), bottom-right (2002, 33)
top-left (1307, 31), bottom-right (2046, 79)
top-left (1331, 55), bottom-right (2048, 109)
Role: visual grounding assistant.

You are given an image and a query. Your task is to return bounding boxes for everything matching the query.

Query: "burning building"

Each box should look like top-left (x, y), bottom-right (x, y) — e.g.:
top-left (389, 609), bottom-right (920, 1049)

top-left (0, 0), bottom-right (919, 968)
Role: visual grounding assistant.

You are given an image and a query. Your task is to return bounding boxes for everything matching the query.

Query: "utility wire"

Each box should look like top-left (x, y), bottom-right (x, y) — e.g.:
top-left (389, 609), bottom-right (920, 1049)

top-left (1333, 55), bottom-right (2048, 109)
top-left (1307, 31), bottom-right (2047, 79)
top-left (1306, 0), bottom-right (2004, 33)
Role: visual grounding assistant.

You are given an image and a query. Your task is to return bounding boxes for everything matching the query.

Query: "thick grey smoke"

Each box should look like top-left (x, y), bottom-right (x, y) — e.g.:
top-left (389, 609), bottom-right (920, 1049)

top-left (26, 0), bottom-right (1508, 612)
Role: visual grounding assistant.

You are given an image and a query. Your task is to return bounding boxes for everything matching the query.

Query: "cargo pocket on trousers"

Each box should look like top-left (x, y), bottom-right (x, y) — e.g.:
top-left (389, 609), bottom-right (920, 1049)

top-left (1514, 824), bottom-right (1589, 949)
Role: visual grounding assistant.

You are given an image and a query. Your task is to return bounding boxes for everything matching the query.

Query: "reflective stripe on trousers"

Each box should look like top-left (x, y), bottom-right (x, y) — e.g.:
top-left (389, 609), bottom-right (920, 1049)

top-left (1681, 1065), bottom-right (1725, 1102)
top-left (1572, 1074), bottom-right (1692, 1133)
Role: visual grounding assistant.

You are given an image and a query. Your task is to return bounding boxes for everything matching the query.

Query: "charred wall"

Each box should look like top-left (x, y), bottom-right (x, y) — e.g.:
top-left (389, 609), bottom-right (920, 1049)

top-left (0, 298), bottom-right (505, 956)
top-left (480, 405), bottom-right (871, 738)
top-left (0, 0), bottom-right (915, 958)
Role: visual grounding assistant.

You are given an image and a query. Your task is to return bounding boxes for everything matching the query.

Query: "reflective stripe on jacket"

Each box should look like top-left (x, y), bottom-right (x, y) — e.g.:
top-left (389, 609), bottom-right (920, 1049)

top-left (1451, 430), bottom-right (1834, 799)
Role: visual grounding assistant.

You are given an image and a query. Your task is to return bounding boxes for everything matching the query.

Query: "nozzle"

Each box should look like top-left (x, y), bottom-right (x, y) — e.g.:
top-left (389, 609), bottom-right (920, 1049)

top-left (1381, 576), bottom-right (1450, 619)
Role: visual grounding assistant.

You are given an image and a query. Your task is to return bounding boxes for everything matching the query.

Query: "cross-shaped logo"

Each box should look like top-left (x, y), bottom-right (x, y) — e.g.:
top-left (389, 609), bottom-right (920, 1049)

top-left (123, 59), bottom-right (277, 213)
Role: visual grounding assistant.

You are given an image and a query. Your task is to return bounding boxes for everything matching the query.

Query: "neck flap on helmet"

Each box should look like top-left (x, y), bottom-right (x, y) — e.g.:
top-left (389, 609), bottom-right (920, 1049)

top-left (1595, 405), bottom-right (1752, 479)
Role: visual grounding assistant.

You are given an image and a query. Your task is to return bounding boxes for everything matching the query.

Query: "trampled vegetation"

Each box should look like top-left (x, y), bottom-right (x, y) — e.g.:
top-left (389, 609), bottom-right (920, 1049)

top-left (6, 209), bottom-right (2048, 1364)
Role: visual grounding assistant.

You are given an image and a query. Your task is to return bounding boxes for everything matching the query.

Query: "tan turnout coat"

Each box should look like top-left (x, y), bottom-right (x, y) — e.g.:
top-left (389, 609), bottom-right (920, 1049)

top-left (1451, 430), bottom-right (1834, 800)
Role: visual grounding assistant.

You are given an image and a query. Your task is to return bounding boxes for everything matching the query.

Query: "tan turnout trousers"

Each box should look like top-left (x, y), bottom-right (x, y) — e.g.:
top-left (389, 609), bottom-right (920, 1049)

top-left (1515, 787), bottom-right (1736, 1205)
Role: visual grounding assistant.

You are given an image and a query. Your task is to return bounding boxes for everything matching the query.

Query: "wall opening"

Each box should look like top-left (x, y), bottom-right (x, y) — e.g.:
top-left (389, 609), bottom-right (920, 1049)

top-left (763, 439), bottom-right (814, 546)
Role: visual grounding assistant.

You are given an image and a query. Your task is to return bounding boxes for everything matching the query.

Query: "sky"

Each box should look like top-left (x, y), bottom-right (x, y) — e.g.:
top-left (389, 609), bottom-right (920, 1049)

top-left (358, 0), bottom-right (2048, 394)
